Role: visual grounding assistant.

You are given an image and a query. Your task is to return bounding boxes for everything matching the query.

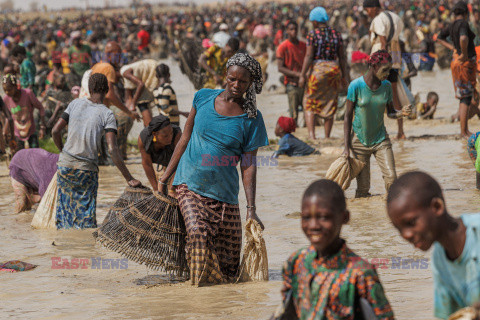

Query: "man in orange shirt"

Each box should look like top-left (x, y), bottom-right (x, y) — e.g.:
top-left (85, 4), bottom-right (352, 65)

top-left (277, 21), bottom-right (307, 125)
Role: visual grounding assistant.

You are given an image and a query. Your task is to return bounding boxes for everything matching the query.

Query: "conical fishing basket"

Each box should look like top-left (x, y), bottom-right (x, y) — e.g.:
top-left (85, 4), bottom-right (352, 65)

top-left (101, 186), bottom-right (153, 225)
top-left (93, 192), bottom-right (188, 277)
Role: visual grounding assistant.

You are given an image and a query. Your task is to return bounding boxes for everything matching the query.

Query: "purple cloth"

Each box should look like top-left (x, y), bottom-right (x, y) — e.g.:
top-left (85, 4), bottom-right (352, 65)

top-left (9, 148), bottom-right (59, 196)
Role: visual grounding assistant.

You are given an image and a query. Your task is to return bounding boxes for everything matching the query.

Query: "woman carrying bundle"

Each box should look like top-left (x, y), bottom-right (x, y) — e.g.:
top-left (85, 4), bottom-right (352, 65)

top-left (52, 73), bottom-right (141, 229)
top-left (138, 115), bottom-right (181, 193)
top-left (159, 52), bottom-right (269, 286)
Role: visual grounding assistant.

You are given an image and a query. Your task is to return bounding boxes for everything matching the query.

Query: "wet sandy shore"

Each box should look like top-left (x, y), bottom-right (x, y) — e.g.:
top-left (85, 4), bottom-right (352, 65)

top-left (1, 62), bottom-right (479, 319)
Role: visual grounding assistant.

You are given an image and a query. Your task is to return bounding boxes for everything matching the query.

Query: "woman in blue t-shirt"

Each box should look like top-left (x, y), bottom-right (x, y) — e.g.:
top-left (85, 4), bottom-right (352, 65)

top-left (159, 53), bottom-right (269, 286)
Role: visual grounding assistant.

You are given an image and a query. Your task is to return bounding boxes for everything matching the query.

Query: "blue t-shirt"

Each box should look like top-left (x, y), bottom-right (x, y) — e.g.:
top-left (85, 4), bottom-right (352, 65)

top-left (173, 89), bottom-right (269, 204)
top-left (432, 213), bottom-right (480, 319)
top-left (273, 133), bottom-right (315, 157)
top-left (347, 76), bottom-right (393, 147)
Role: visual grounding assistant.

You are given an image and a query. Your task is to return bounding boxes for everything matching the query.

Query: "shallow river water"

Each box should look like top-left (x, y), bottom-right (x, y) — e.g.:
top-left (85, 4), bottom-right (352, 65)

top-left (1, 62), bottom-right (479, 319)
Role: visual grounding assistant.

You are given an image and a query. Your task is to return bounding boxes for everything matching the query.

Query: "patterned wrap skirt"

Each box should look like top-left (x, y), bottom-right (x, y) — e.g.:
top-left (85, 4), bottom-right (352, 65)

top-left (467, 132), bottom-right (480, 163)
top-left (56, 166), bottom-right (99, 229)
top-left (175, 184), bottom-right (242, 286)
top-left (304, 60), bottom-right (342, 119)
top-left (451, 53), bottom-right (478, 99)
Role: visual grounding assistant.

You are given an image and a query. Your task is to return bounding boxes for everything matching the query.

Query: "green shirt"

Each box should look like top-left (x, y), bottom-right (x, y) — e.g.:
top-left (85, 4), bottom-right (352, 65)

top-left (347, 76), bottom-right (393, 147)
top-left (68, 44), bottom-right (92, 76)
top-left (281, 243), bottom-right (394, 319)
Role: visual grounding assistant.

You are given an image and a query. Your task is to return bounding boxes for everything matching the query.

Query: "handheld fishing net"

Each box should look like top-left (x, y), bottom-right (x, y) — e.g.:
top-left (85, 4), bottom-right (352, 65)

top-left (93, 192), bottom-right (189, 277)
top-left (31, 172), bottom-right (58, 229)
top-left (237, 219), bottom-right (269, 282)
top-left (326, 156), bottom-right (365, 191)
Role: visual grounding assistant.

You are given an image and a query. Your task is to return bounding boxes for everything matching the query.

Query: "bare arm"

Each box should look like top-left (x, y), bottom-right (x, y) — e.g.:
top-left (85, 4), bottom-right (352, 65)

top-left (52, 118), bottom-right (67, 152)
top-left (106, 131), bottom-right (141, 186)
top-left (378, 35), bottom-right (388, 51)
top-left (31, 93), bottom-right (47, 129)
top-left (2, 104), bottom-right (14, 139)
top-left (420, 103), bottom-right (437, 119)
top-left (47, 101), bottom-right (64, 127)
top-left (276, 58), bottom-right (301, 79)
top-left (337, 43), bottom-right (351, 83)
top-left (240, 149), bottom-right (264, 229)
top-left (198, 53), bottom-right (216, 77)
top-left (459, 35), bottom-right (469, 60)
top-left (161, 107), bottom-right (190, 118)
top-left (159, 107), bottom-right (196, 190)
top-left (343, 99), bottom-right (354, 156)
top-left (436, 38), bottom-right (454, 51)
top-left (122, 68), bottom-right (145, 107)
top-left (105, 81), bottom-right (139, 120)
top-left (386, 100), bottom-right (402, 118)
top-left (138, 136), bottom-right (158, 191)
top-left (299, 45), bottom-right (314, 87)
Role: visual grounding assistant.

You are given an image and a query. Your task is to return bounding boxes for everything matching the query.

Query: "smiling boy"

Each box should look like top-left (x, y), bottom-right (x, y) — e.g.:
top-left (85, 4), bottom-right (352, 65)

top-left (281, 179), bottom-right (394, 319)
top-left (387, 171), bottom-right (480, 319)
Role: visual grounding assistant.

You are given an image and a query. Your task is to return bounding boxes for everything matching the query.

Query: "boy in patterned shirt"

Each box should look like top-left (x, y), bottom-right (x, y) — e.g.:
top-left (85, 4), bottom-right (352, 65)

top-left (153, 64), bottom-right (189, 126)
top-left (280, 179), bottom-right (394, 319)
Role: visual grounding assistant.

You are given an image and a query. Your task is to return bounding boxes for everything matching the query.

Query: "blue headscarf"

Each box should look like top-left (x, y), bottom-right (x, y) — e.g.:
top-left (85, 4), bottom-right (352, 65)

top-left (309, 7), bottom-right (329, 23)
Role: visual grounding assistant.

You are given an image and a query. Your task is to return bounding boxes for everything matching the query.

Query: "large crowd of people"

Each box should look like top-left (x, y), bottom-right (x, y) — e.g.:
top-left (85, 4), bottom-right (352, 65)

top-left (2, 0), bottom-right (480, 319)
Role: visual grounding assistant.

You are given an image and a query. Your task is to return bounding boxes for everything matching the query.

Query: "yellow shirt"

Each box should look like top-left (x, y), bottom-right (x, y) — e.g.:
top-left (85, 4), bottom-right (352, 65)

top-left (203, 45), bottom-right (228, 89)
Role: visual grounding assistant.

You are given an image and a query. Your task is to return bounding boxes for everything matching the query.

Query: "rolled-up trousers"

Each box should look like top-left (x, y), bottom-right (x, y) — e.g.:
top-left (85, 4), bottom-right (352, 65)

top-left (352, 136), bottom-right (397, 197)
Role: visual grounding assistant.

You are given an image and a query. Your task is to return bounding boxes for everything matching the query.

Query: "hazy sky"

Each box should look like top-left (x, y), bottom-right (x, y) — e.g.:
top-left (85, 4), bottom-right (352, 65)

top-left (18, 0), bottom-right (218, 11)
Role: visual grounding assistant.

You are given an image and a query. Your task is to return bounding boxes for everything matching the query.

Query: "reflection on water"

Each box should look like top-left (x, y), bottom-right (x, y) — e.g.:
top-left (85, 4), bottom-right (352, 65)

top-left (1, 67), bottom-right (479, 319)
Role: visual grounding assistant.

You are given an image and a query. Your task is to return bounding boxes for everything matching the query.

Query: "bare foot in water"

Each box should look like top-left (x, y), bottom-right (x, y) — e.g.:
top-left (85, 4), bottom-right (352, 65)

top-left (396, 132), bottom-right (406, 140)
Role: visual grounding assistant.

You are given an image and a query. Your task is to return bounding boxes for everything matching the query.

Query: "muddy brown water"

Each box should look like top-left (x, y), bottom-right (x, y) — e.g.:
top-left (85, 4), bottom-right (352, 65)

top-left (1, 62), bottom-right (479, 319)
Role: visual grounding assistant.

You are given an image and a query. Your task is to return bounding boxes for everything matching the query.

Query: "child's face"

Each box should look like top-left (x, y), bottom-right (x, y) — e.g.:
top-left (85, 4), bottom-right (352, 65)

top-left (301, 195), bottom-right (348, 253)
top-left (388, 194), bottom-right (443, 251)
top-left (274, 122), bottom-right (283, 137)
top-left (427, 96), bottom-right (438, 107)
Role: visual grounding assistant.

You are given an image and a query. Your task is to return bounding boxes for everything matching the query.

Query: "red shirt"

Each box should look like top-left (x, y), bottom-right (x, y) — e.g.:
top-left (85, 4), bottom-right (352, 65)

top-left (137, 29), bottom-right (150, 51)
top-left (276, 39), bottom-right (306, 86)
top-left (274, 29), bottom-right (283, 47)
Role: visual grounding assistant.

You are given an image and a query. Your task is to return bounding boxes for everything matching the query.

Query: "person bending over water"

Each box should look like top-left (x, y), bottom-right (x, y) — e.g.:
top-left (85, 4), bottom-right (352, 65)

top-left (138, 115), bottom-right (181, 193)
top-left (273, 116), bottom-right (317, 158)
